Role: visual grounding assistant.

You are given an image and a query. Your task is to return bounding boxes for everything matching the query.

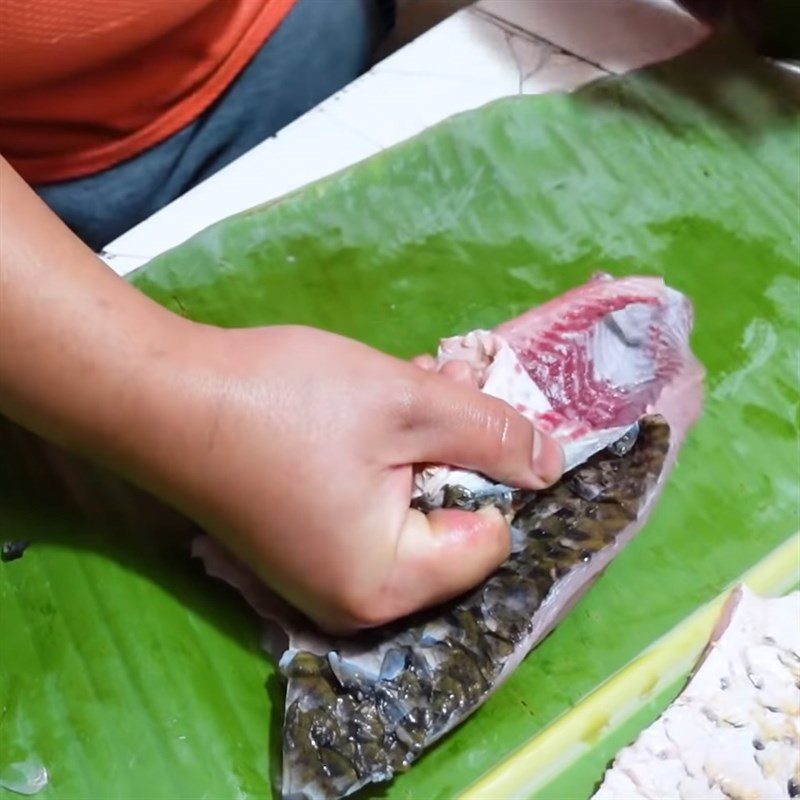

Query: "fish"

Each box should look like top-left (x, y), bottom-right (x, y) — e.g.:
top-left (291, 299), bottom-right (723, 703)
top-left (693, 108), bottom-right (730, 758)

top-left (592, 586), bottom-right (800, 800)
top-left (193, 273), bottom-right (705, 799)
top-left (413, 272), bottom-right (701, 512)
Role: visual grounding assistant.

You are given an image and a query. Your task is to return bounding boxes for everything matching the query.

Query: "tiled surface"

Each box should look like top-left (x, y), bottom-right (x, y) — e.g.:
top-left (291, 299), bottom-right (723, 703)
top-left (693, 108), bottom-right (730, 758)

top-left (476, 0), bottom-right (707, 73)
top-left (103, 0), bottom-right (707, 274)
top-left (103, 106), bottom-right (382, 271)
top-left (320, 12), bottom-right (605, 151)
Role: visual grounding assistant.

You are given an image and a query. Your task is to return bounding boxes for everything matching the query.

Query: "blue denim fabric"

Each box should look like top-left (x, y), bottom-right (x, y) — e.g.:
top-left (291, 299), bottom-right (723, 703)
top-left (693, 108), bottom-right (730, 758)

top-left (36, 0), bottom-right (393, 250)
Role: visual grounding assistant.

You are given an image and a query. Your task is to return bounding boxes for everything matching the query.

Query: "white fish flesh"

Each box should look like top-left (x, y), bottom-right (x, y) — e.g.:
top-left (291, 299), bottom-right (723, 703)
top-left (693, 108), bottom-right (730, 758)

top-left (194, 273), bottom-right (705, 799)
top-left (592, 586), bottom-right (800, 800)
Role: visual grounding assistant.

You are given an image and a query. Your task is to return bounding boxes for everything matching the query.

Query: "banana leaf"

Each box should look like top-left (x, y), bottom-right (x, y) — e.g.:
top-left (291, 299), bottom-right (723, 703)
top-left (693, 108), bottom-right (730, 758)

top-left (2, 38), bottom-right (799, 800)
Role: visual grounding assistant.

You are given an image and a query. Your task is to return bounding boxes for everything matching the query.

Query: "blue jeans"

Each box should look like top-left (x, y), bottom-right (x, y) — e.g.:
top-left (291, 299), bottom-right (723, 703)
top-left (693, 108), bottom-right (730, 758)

top-left (36, 0), bottom-right (393, 251)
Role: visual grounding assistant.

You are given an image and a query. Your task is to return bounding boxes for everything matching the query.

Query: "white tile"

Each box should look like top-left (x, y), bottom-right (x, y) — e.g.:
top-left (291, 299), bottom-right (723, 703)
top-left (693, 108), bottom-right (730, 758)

top-left (315, 10), bottom-right (603, 149)
top-left (105, 107), bottom-right (381, 271)
top-left (475, 0), bottom-right (709, 73)
top-left (100, 252), bottom-right (150, 275)
top-left (319, 70), bottom-right (516, 152)
top-left (106, 0), bottom-right (705, 273)
top-left (522, 50), bottom-right (606, 94)
top-left (377, 7), bottom-right (531, 81)
top-left (342, 74), bottom-right (498, 150)
top-left (107, 9), bottom-right (606, 272)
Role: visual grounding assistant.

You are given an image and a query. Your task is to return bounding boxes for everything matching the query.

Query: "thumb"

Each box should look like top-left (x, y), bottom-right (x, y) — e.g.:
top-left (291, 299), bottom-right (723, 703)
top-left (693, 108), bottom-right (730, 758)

top-left (399, 371), bottom-right (563, 490)
top-left (377, 506), bottom-right (511, 620)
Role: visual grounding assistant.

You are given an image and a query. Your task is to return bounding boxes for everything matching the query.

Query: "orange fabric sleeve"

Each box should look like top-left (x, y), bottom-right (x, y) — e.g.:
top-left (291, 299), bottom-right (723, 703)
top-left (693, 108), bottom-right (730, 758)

top-left (0, 0), bottom-right (298, 184)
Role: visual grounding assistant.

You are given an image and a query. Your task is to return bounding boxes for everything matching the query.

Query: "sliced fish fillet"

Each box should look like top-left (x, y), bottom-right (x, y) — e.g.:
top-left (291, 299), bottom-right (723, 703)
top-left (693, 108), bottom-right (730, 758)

top-left (194, 273), bottom-right (705, 799)
top-left (413, 272), bottom-right (702, 511)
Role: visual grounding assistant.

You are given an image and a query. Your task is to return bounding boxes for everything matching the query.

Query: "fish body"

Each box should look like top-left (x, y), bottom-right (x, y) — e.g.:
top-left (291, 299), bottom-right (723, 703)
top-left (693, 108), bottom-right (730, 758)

top-left (592, 586), bottom-right (800, 800)
top-left (194, 274), bottom-right (704, 799)
top-left (414, 272), bottom-right (701, 511)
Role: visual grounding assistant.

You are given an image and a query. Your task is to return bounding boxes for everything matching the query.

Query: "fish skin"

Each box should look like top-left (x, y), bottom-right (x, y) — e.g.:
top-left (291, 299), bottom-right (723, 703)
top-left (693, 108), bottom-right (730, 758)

top-left (283, 416), bottom-right (673, 800)
top-left (193, 275), bottom-right (705, 800)
top-left (592, 587), bottom-right (800, 800)
top-left (196, 419), bottom-right (673, 799)
top-left (413, 273), bottom-right (702, 511)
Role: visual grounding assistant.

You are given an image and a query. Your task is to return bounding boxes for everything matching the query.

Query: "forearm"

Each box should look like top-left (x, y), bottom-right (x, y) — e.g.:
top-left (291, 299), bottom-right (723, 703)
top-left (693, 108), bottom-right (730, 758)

top-left (0, 156), bottom-right (194, 491)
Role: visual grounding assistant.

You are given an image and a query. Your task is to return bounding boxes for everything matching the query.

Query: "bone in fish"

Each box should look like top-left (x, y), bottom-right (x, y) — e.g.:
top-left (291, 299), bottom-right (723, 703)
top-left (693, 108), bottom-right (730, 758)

top-left (592, 586), bottom-right (800, 800)
top-left (193, 273), bottom-right (705, 799)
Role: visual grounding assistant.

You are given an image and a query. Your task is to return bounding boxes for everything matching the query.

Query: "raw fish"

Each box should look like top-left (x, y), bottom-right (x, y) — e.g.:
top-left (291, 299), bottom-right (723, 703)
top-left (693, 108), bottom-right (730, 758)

top-left (414, 272), bottom-right (700, 512)
top-left (592, 586), bottom-right (800, 800)
top-left (194, 273), bottom-right (704, 799)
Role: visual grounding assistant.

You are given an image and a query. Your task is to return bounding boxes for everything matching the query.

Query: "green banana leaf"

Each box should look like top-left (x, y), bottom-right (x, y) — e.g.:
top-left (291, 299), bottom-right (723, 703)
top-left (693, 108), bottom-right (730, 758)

top-left (2, 38), bottom-right (799, 800)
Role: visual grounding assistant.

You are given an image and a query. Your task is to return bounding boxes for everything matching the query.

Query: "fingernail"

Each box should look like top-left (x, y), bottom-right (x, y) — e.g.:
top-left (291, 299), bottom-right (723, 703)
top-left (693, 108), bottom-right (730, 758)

top-left (475, 506), bottom-right (512, 554)
top-left (475, 505), bottom-right (504, 522)
top-left (532, 431), bottom-right (564, 485)
top-left (476, 504), bottom-right (514, 526)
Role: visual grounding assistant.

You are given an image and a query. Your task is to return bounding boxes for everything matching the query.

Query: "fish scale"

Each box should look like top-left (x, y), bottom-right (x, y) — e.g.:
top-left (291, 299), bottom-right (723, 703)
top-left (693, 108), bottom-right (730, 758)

top-left (277, 416), bottom-right (670, 799)
top-left (194, 274), bottom-right (704, 798)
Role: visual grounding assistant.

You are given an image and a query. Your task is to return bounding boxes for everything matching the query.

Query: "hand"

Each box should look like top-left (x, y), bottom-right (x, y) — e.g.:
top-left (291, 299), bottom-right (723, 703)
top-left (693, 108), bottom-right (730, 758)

top-left (155, 324), bottom-right (563, 633)
top-left (0, 156), bottom-right (563, 633)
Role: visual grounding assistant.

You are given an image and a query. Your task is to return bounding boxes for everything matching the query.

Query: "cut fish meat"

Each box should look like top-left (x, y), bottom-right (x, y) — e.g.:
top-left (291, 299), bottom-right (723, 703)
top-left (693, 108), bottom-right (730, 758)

top-left (193, 273), bottom-right (704, 799)
top-left (197, 419), bottom-right (673, 798)
top-left (414, 272), bottom-right (701, 511)
top-left (592, 586), bottom-right (800, 800)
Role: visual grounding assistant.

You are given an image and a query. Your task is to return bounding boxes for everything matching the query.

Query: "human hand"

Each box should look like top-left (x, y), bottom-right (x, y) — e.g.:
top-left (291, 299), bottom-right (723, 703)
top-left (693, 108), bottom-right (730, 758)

top-left (0, 157), bottom-right (561, 635)
top-left (153, 325), bottom-right (563, 633)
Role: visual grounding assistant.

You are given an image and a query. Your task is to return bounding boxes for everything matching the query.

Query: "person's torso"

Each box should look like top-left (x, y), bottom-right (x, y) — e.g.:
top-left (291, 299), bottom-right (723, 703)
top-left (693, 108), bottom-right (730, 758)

top-left (0, 0), bottom-right (296, 184)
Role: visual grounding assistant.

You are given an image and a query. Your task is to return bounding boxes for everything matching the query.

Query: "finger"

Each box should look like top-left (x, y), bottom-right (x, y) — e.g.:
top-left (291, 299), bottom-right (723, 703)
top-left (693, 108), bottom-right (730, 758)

top-left (411, 354), bottom-right (437, 371)
top-left (399, 372), bottom-right (563, 490)
top-left (438, 359), bottom-right (480, 387)
top-left (378, 507), bottom-right (511, 620)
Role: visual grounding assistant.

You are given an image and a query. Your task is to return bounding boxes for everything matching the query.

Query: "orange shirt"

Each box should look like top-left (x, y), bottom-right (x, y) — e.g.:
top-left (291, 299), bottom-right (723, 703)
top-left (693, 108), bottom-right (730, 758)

top-left (0, 0), bottom-right (297, 184)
